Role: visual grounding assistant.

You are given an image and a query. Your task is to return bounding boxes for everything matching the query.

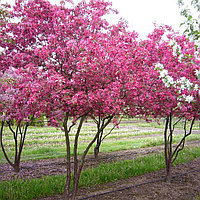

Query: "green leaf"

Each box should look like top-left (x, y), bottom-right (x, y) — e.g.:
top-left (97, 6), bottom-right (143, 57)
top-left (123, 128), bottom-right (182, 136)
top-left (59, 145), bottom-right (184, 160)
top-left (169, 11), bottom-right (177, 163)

top-left (198, 74), bottom-right (200, 80)
top-left (188, 15), bottom-right (192, 21)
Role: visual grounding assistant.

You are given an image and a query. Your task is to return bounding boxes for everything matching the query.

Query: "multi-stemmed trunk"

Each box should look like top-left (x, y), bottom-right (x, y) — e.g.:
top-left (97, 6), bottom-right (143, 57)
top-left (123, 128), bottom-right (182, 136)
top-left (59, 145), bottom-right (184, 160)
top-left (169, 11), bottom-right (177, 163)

top-left (93, 115), bottom-right (120, 160)
top-left (164, 113), bottom-right (195, 182)
top-left (63, 113), bottom-right (113, 199)
top-left (0, 121), bottom-right (29, 172)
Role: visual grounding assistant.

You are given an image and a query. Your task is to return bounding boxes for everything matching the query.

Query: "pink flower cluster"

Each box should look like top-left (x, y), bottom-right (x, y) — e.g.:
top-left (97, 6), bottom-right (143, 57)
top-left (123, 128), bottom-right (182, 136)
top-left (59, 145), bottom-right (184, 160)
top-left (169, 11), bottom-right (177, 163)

top-left (0, 0), bottom-right (199, 126)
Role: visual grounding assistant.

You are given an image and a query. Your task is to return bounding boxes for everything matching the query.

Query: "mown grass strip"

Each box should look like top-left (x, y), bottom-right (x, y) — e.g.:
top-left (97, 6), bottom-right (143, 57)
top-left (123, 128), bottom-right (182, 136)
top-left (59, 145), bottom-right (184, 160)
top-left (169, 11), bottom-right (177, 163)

top-left (122, 120), bottom-right (200, 130)
top-left (1, 129), bottom-right (162, 146)
top-left (2, 129), bottom-right (200, 149)
top-left (3, 126), bottom-right (61, 135)
top-left (1, 133), bottom-right (200, 163)
top-left (0, 146), bottom-right (200, 200)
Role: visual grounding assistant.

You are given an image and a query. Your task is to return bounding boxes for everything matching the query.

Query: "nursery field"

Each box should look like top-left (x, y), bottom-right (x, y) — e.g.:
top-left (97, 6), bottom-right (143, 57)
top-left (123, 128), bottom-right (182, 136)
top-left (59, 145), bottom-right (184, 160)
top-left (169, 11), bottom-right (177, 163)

top-left (1, 118), bottom-right (200, 164)
top-left (2, 0), bottom-right (200, 199)
top-left (0, 118), bottom-right (200, 200)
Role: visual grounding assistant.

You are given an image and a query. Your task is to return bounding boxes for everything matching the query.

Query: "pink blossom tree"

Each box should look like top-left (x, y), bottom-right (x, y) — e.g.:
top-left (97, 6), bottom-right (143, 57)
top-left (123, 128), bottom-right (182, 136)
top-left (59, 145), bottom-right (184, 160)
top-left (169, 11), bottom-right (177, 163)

top-left (0, 66), bottom-right (57, 172)
top-left (0, 0), bottom-right (136, 199)
top-left (91, 27), bottom-right (139, 159)
top-left (125, 26), bottom-right (200, 181)
top-left (41, 30), bottom-right (131, 199)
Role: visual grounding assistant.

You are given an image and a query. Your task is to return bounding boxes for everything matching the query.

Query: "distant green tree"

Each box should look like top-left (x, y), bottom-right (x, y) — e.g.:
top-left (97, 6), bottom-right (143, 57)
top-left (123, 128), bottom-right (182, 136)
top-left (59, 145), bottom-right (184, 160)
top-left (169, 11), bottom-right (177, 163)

top-left (30, 115), bottom-right (45, 127)
top-left (178, 0), bottom-right (200, 43)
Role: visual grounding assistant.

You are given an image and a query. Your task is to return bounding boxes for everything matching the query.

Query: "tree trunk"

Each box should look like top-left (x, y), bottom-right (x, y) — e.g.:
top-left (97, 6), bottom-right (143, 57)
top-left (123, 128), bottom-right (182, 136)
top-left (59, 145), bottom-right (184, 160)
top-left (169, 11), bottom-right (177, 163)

top-left (63, 162), bottom-right (71, 199)
top-left (62, 193), bottom-right (73, 200)
top-left (164, 116), bottom-right (172, 182)
top-left (71, 177), bottom-right (79, 200)
top-left (166, 160), bottom-right (172, 182)
top-left (13, 161), bottom-right (20, 172)
top-left (94, 142), bottom-right (100, 160)
top-left (0, 121), bottom-right (25, 173)
top-left (63, 113), bottom-right (72, 199)
top-left (63, 115), bottom-right (113, 199)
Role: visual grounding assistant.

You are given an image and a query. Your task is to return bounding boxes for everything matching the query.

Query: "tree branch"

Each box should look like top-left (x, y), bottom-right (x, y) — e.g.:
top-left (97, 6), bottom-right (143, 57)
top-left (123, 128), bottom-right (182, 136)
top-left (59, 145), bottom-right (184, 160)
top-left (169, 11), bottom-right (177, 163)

top-left (172, 117), bottom-right (195, 164)
top-left (0, 121), bottom-right (14, 167)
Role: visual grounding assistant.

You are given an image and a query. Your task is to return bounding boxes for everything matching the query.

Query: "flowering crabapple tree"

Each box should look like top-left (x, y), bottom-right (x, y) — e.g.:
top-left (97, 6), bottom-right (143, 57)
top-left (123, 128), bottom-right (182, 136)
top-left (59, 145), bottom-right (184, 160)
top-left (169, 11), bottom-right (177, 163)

top-left (1, 0), bottom-right (137, 199)
top-left (0, 0), bottom-right (59, 172)
top-left (153, 27), bottom-right (200, 181)
top-left (0, 0), bottom-right (75, 173)
top-left (125, 25), bottom-right (200, 181)
top-left (0, 66), bottom-right (53, 172)
top-left (43, 30), bottom-right (131, 199)
top-left (92, 27), bottom-right (139, 159)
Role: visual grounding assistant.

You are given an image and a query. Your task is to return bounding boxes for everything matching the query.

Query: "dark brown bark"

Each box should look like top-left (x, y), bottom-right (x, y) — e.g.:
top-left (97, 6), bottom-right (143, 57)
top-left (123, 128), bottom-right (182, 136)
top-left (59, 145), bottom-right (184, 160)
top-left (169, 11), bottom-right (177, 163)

top-left (93, 116), bottom-right (102, 160)
top-left (164, 116), bottom-right (170, 181)
top-left (165, 159), bottom-right (172, 182)
top-left (94, 142), bottom-right (100, 160)
top-left (72, 116), bottom-right (85, 200)
top-left (13, 161), bottom-right (20, 172)
top-left (0, 121), bottom-right (14, 168)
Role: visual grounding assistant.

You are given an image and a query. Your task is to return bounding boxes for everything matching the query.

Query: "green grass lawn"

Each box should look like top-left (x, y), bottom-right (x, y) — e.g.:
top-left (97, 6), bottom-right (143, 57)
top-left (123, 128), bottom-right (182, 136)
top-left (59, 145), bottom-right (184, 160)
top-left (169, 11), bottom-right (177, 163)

top-left (0, 118), bottom-right (199, 163)
top-left (0, 118), bottom-right (199, 200)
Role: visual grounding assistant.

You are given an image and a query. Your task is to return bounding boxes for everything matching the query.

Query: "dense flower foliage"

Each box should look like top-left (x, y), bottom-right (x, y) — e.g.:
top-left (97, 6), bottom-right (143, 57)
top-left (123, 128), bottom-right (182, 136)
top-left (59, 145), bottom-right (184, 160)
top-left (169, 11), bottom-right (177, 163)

top-left (0, 0), bottom-right (200, 197)
top-left (1, 0), bottom-right (199, 125)
top-left (124, 26), bottom-right (200, 120)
